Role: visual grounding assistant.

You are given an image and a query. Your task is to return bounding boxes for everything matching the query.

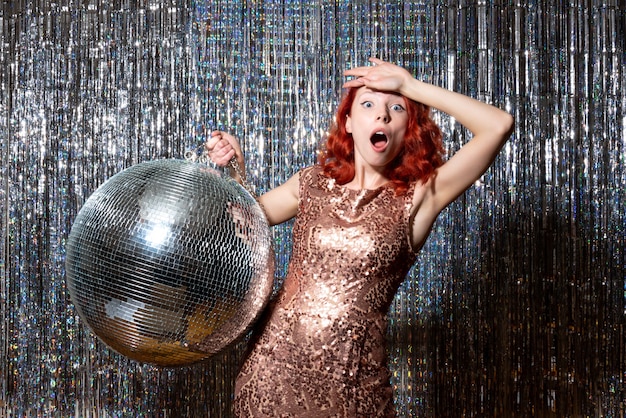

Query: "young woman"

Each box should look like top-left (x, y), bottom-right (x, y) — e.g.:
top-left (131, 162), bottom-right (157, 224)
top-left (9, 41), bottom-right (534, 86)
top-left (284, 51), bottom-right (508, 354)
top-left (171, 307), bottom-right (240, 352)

top-left (206, 58), bottom-right (514, 417)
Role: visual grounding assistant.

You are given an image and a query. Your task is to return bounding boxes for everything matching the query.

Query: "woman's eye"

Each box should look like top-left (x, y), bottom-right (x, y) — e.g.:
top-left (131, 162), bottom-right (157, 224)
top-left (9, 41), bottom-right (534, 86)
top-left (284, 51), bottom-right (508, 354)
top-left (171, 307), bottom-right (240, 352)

top-left (391, 104), bottom-right (405, 112)
top-left (361, 101), bottom-right (373, 108)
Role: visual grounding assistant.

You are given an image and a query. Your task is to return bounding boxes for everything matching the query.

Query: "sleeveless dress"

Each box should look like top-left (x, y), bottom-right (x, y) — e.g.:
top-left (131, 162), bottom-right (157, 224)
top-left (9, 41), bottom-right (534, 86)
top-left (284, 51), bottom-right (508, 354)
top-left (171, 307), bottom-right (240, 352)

top-left (233, 166), bottom-right (419, 417)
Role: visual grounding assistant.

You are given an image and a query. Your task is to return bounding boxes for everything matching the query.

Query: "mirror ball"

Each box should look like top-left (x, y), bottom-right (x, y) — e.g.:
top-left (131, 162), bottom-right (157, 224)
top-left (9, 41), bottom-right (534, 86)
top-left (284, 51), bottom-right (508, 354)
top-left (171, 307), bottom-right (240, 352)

top-left (65, 159), bottom-right (274, 367)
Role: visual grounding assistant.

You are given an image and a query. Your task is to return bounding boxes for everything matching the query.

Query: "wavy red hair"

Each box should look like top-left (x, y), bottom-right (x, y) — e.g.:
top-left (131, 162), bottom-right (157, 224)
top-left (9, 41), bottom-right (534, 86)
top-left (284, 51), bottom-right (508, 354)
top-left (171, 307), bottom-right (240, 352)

top-left (318, 87), bottom-right (445, 195)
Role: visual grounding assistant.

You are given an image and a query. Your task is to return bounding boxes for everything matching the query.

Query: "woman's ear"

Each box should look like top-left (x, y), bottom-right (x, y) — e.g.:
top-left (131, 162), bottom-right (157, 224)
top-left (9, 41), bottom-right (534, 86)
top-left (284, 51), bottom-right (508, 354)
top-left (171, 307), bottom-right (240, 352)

top-left (345, 114), bottom-right (353, 134)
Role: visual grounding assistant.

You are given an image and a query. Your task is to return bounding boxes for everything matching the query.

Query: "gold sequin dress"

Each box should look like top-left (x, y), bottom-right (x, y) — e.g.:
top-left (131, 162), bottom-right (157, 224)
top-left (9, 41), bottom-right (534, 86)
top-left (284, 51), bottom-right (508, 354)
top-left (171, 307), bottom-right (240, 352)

top-left (233, 166), bottom-right (418, 417)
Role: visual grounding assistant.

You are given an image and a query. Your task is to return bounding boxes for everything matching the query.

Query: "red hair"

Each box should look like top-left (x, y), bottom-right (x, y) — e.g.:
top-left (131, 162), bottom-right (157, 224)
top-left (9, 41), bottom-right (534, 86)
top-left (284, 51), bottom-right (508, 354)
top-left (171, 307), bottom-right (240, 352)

top-left (318, 87), bottom-right (445, 195)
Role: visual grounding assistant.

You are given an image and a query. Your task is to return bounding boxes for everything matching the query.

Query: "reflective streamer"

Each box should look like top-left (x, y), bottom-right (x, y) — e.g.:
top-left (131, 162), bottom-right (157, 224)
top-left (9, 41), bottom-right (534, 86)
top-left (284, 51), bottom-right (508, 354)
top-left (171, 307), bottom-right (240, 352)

top-left (0, 0), bottom-right (624, 416)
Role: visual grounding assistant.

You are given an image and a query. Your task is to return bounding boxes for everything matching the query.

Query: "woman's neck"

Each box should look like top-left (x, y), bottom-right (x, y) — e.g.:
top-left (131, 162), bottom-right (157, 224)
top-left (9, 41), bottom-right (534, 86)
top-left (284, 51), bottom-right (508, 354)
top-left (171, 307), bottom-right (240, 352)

top-left (345, 166), bottom-right (389, 191)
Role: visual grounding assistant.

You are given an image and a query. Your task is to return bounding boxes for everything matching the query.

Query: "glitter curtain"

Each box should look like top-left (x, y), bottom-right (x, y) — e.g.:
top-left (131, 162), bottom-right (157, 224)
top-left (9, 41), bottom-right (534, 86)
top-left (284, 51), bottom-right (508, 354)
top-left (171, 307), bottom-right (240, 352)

top-left (1, 0), bottom-right (624, 416)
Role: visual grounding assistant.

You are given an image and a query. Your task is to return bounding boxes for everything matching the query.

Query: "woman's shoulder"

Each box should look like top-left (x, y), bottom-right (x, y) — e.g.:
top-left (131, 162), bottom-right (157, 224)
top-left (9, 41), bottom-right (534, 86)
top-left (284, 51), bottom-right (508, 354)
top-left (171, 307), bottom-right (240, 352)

top-left (298, 165), bottom-right (321, 176)
top-left (295, 165), bottom-right (336, 194)
top-left (296, 165), bottom-right (323, 183)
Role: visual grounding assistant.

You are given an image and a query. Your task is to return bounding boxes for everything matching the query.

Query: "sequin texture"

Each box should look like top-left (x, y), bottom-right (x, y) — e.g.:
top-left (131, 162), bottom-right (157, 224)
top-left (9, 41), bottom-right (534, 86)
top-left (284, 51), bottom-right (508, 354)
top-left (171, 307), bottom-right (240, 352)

top-left (233, 166), bottom-right (418, 417)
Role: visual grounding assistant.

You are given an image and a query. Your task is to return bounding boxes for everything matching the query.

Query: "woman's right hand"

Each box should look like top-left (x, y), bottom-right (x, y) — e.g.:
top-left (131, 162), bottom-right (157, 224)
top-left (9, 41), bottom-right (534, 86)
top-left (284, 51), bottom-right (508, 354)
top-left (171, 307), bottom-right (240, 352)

top-left (342, 58), bottom-right (413, 95)
top-left (205, 130), bottom-right (243, 168)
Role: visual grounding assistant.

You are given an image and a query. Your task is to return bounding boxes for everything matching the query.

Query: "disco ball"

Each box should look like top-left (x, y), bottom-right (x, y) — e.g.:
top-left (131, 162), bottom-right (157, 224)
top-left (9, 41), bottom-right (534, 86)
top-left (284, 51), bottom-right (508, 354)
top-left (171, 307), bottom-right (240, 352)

top-left (65, 159), bottom-right (274, 367)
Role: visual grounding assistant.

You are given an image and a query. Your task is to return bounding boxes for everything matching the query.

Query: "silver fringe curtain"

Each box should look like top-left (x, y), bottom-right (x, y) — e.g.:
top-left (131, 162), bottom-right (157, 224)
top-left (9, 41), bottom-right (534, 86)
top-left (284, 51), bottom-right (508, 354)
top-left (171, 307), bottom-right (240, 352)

top-left (1, 0), bottom-right (624, 416)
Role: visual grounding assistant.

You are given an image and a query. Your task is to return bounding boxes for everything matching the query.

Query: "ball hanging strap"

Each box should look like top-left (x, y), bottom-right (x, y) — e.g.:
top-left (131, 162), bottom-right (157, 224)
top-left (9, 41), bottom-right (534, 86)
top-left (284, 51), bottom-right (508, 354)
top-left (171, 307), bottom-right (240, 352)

top-left (185, 144), bottom-right (256, 197)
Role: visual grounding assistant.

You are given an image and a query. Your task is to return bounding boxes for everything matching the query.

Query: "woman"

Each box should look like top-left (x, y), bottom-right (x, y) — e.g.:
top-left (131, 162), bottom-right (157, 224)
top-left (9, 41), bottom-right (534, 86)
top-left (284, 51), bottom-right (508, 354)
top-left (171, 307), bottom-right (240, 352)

top-left (207, 58), bottom-right (514, 417)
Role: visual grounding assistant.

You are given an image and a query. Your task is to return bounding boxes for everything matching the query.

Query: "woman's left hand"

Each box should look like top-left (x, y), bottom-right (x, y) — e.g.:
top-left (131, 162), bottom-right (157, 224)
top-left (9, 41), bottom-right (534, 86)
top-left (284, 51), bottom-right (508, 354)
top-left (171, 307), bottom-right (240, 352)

top-left (342, 58), bottom-right (413, 93)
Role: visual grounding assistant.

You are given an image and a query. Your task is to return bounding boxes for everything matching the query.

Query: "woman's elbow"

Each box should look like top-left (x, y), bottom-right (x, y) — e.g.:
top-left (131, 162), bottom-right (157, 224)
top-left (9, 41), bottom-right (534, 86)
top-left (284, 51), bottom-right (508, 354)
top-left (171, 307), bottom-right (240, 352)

top-left (497, 112), bottom-right (515, 139)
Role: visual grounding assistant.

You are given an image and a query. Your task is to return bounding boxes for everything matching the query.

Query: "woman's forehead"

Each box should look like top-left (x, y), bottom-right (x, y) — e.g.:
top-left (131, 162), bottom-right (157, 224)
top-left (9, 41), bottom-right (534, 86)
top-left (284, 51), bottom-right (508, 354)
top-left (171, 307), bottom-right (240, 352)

top-left (355, 87), bottom-right (404, 100)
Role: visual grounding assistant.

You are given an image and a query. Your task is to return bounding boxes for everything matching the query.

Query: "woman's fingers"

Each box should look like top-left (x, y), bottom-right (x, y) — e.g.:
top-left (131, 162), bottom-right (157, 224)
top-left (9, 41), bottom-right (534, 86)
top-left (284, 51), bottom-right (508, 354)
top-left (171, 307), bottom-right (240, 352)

top-left (205, 131), bottom-right (236, 166)
top-left (342, 77), bottom-right (365, 89)
top-left (342, 58), bottom-right (409, 92)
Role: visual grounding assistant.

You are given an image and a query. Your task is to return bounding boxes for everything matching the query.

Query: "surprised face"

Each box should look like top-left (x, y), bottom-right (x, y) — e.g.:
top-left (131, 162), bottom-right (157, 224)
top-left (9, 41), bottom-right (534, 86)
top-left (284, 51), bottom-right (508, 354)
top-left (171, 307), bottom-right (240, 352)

top-left (345, 87), bottom-right (409, 170)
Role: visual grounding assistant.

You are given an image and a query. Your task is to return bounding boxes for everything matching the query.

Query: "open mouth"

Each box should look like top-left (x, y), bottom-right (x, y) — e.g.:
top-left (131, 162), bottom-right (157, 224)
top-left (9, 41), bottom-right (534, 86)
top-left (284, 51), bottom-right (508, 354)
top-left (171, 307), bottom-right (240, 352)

top-left (370, 131), bottom-right (388, 152)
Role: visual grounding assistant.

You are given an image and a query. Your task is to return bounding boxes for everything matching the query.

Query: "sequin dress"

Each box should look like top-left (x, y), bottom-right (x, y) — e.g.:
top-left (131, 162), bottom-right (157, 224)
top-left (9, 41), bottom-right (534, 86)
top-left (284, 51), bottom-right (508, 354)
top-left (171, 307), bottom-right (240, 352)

top-left (233, 166), bottom-right (419, 417)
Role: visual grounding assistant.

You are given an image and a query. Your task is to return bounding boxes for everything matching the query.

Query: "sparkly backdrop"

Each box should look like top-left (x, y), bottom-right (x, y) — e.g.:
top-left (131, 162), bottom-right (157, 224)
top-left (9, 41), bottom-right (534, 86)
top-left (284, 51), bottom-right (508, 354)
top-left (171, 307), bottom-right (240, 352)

top-left (1, 0), bottom-right (624, 417)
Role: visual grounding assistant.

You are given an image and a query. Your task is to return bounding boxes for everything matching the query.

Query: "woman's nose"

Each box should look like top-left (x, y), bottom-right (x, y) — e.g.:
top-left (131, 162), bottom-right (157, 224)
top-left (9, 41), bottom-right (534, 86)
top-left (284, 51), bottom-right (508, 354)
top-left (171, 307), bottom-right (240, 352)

top-left (377, 112), bottom-right (389, 122)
